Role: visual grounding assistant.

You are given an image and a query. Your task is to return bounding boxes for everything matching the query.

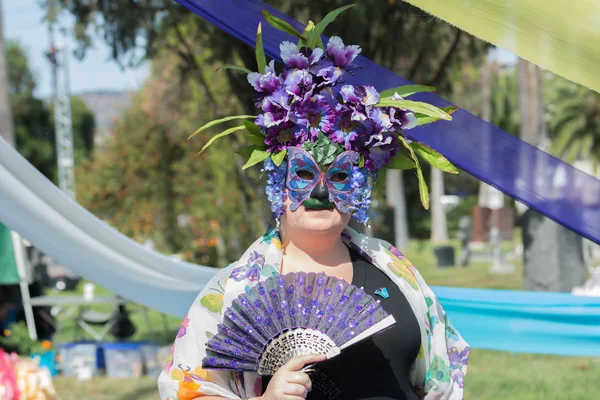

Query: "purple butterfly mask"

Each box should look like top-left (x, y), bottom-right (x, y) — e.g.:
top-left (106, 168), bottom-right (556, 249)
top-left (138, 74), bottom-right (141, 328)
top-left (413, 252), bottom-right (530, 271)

top-left (286, 147), bottom-right (360, 213)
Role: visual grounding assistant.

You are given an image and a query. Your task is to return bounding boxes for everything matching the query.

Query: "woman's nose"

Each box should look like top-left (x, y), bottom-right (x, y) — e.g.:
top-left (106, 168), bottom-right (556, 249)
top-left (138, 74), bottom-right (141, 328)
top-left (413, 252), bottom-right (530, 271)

top-left (310, 181), bottom-right (329, 202)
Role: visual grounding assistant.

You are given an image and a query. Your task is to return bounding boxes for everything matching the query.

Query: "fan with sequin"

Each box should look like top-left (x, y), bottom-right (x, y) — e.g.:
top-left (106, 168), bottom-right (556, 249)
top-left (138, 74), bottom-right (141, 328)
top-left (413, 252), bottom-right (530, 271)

top-left (202, 272), bottom-right (396, 376)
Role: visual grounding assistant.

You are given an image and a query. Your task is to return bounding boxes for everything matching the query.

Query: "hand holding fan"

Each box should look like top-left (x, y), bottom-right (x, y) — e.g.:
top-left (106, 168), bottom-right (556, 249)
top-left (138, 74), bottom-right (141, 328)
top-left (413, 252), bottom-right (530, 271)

top-left (202, 272), bottom-right (396, 375)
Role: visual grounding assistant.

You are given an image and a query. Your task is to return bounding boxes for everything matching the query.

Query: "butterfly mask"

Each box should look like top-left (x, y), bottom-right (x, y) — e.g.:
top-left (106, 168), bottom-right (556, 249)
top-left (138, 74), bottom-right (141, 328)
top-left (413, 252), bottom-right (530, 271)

top-left (286, 147), bottom-right (360, 213)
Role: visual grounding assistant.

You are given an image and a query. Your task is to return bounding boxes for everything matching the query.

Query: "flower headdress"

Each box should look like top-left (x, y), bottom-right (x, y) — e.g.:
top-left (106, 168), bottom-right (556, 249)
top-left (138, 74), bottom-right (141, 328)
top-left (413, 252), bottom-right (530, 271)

top-left (192, 5), bottom-right (458, 224)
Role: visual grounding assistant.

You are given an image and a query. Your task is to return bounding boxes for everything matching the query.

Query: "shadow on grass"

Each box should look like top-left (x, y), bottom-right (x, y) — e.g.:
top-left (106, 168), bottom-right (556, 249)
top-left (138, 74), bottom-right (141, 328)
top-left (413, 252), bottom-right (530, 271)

top-left (116, 383), bottom-right (158, 400)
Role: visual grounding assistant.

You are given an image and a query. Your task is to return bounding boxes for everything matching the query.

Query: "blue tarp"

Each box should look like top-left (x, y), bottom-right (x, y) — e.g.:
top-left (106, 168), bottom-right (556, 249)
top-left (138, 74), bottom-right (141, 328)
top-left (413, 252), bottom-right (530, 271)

top-left (433, 286), bottom-right (600, 356)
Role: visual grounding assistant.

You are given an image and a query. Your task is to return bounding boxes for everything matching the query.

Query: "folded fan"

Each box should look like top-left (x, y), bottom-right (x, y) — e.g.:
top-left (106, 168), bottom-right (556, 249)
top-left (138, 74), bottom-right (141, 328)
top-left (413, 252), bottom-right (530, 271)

top-left (202, 271), bottom-right (396, 375)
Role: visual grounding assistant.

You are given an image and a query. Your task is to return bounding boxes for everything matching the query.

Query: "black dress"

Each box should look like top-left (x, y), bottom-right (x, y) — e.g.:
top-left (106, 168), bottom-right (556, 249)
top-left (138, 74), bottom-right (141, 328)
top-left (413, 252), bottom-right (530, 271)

top-left (262, 247), bottom-right (422, 399)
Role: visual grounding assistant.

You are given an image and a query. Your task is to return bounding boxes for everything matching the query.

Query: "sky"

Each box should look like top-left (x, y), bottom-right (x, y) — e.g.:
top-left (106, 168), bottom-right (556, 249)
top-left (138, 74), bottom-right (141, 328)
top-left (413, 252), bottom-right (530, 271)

top-left (3, 0), bottom-right (517, 99)
top-left (3, 0), bottom-right (150, 98)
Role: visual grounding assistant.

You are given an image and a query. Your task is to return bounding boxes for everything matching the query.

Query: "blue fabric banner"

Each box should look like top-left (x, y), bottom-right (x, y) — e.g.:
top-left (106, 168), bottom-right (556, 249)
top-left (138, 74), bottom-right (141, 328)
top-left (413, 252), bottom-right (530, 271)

top-left (173, 0), bottom-right (600, 244)
top-left (433, 286), bottom-right (600, 356)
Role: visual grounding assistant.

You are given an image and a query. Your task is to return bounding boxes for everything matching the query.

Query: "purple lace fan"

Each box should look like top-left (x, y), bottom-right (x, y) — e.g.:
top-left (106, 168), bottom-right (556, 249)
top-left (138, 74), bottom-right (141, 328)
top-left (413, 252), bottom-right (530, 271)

top-left (202, 272), bottom-right (396, 375)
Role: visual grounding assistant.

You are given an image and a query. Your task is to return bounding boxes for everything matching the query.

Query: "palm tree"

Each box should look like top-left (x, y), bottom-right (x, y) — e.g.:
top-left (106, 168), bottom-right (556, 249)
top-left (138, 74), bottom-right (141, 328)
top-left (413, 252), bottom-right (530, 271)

top-left (545, 76), bottom-right (600, 174)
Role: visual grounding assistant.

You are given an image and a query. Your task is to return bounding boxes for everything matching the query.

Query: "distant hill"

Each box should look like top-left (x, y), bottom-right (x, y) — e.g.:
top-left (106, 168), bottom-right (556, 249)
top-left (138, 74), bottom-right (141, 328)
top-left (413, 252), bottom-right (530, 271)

top-left (75, 90), bottom-right (134, 138)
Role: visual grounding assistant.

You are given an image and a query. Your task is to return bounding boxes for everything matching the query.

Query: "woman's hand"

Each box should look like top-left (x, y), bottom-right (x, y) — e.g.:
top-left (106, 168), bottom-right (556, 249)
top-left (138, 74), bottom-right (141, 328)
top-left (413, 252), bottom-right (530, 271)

top-left (258, 354), bottom-right (326, 400)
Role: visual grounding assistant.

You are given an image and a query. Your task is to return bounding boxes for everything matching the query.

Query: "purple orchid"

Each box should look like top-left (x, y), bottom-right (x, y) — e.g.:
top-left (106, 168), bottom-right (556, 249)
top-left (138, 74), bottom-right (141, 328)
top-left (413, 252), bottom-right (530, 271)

top-left (366, 135), bottom-right (399, 170)
top-left (389, 107), bottom-right (418, 130)
top-left (284, 69), bottom-right (315, 103)
top-left (247, 61), bottom-right (282, 93)
top-left (326, 36), bottom-right (361, 67)
top-left (340, 84), bottom-right (381, 122)
top-left (280, 41), bottom-right (323, 69)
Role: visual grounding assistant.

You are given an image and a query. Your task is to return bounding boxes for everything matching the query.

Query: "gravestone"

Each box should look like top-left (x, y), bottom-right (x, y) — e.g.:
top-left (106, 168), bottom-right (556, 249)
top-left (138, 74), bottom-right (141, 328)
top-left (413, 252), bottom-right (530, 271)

top-left (521, 209), bottom-right (587, 292)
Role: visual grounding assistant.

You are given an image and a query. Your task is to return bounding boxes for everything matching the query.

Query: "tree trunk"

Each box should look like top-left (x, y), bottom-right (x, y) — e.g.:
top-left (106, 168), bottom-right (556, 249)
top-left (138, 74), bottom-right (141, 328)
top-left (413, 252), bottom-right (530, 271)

top-left (0, 0), bottom-right (15, 147)
top-left (478, 58), bottom-right (493, 208)
top-left (518, 59), bottom-right (586, 292)
top-left (385, 169), bottom-right (409, 249)
top-left (430, 167), bottom-right (448, 243)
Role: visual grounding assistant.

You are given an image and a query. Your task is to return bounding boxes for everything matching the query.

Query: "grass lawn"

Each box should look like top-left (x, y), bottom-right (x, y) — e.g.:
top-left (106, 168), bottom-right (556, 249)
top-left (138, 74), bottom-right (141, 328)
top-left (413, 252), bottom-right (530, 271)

top-left (50, 239), bottom-right (599, 399)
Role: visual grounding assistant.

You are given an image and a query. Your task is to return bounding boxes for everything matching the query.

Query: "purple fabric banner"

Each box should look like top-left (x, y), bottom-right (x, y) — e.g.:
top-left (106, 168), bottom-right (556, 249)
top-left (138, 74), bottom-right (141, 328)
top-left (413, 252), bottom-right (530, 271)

top-left (174, 0), bottom-right (600, 244)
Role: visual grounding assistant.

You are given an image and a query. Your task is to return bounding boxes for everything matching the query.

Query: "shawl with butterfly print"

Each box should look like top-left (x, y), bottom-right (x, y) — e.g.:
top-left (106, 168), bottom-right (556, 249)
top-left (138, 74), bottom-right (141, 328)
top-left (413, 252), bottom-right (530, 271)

top-left (158, 226), bottom-right (469, 400)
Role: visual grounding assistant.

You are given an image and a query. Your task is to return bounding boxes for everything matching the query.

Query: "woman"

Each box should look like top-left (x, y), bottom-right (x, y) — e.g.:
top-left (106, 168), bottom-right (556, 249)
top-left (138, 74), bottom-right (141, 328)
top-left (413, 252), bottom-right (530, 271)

top-left (158, 10), bottom-right (468, 400)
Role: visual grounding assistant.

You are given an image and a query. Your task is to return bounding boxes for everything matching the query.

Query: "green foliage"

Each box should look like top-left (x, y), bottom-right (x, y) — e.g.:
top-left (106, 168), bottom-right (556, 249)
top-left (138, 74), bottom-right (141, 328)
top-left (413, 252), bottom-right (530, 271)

top-left (305, 4), bottom-right (355, 49)
top-left (375, 99), bottom-right (452, 120)
top-left (262, 10), bottom-right (306, 40)
top-left (7, 41), bottom-right (95, 183)
top-left (302, 133), bottom-right (344, 166)
top-left (544, 74), bottom-right (600, 168)
top-left (379, 84), bottom-right (435, 99)
top-left (0, 322), bottom-right (52, 355)
top-left (256, 23), bottom-right (267, 73)
top-left (411, 142), bottom-right (459, 174)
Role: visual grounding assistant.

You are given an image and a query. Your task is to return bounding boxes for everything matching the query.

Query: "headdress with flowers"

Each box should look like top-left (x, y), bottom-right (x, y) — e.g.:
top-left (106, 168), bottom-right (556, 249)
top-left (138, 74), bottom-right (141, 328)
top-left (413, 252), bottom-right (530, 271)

top-left (191, 5), bottom-right (458, 224)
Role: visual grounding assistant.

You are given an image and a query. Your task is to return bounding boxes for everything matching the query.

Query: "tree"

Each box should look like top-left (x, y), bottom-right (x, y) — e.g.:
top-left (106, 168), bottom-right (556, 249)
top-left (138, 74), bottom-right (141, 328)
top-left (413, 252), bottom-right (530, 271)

top-left (518, 60), bottom-right (586, 292)
top-left (60, 0), bottom-right (489, 242)
top-left (545, 75), bottom-right (600, 172)
top-left (77, 49), bottom-right (258, 264)
top-left (6, 40), bottom-right (96, 182)
top-left (0, 0), bottom-right (15, 147)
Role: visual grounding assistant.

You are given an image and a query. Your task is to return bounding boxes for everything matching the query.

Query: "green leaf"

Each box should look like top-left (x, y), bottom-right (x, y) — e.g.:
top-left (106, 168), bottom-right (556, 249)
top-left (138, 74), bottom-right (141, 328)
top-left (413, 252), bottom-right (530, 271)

top-left (379, 84), bottom-right (435, 99)
top-left (359, 156), bottom-right (365, 168)
top-left (243, 121), bottom-right (264, 137)
top-left (189, 115), bottom-right (256, 139)
top-left (411, 142), bottom-right (459, 174)
top-left (262, 10), bottom-right (306, 40)
top-left (375, 100), bottom-right (452, 121)
top-left (299, 20), bottom-right (316, 47)
top-left (242, 149), bottom-right (271, 170)
top-left (398, 136), bottom-right (429, 210)
top-left (215, 64), bottom-right (252, 74)
top-left (199, 125), bottom-right (246, 154)
top-left (236, 145), bottom-right (259, 160)
top-left (272, 149), bottom-right (287, 166)
top-left (248, 134), bottom-right (267, 147)
top-left (416, 106), bottom-right (459, 126)
top-left (388, 153), bottom-right (416, 170)
top-left (256, 22), bottom-right (267, 73)
top-left (307, 4), bottom-right (356, 48)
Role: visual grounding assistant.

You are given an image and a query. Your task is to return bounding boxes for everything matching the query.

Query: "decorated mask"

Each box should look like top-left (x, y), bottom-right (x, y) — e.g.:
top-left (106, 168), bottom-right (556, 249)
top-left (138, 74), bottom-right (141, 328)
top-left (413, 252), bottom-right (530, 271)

top-left (286, 147), bottom-right (360, 213)
top-left (192, 6), bottom-right (458, 224)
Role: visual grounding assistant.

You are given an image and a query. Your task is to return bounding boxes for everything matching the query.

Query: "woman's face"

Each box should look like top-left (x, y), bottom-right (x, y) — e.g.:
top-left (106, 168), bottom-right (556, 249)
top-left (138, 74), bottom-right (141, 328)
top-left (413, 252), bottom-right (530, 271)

top-left (281, 193), bottom-right (352, 236)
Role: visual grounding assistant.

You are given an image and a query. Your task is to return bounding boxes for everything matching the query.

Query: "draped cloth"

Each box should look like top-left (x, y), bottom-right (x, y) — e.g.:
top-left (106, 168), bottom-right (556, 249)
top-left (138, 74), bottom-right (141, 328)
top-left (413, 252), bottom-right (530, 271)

top-left (158, 227), bottom-right (469, 400)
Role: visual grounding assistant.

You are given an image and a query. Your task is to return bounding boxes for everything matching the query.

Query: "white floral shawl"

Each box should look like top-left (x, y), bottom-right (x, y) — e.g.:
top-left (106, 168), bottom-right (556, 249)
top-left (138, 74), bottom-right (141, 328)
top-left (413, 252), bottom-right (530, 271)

top-left (158, 226), bottom-right (469, 400)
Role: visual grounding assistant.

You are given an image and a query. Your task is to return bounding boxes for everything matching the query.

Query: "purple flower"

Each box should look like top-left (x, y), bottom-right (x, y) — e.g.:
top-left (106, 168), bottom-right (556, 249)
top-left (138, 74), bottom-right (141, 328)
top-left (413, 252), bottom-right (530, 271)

top-left (340, 85), bottom-right (381, 122)
top-left (389, 107), bottom-right (418, 130)
top-left (330, 110), bottom-right (362, 150)
top-left (370, 108), bottom-right (393, 130)
top-left (296, 96), bottom-right (338, 140)
top-left (280, 41), bottom-right (323, 69)
top-left (265, 122), bottom-right (303, 152)
top-left (284, 69), bottom-right (315, 103)
top-left (309, 59), bottom-right (344, 88)
top-left (366, 135), bottom-right (399, 170)
top-left (264, 159), bottom-right (287, 217)
top-left (247, 61), bottom-right (282, 93)
top-left (340, 85), bottom-right (379, 106)
top-left (327, 36), bottom-right (361, 67)
top-left (231, 251), bottom-right (265, 282)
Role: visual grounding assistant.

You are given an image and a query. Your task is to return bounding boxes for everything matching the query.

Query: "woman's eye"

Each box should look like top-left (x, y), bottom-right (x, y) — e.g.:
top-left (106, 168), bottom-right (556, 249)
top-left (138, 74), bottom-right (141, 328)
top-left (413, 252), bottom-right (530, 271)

top-left (297, 170), bottom-right (315, 180)
top-left (330, 172), bottom-right (348, 183)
